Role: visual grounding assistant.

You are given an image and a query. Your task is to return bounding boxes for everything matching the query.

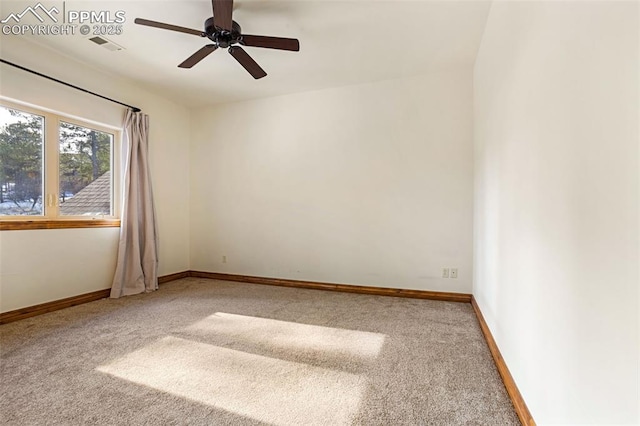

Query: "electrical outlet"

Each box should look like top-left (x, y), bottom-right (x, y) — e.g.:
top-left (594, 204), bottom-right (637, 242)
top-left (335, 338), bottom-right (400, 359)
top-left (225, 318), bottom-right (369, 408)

top-left (222, 255), bottom-right (227, 263)
top-left (451, 268), bottom-right (458, 279)
top-left (442, 268), bottom-right (449, 278)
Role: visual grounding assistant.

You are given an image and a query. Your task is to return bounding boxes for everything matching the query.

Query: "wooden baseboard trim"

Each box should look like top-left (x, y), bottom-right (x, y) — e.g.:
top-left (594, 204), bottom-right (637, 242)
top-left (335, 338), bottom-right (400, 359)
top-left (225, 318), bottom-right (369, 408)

top-left (0, 289), bottom-right (111, 325)
top-left (190, 271), bottom-right (472, 303)
top-left (0, 271), bottom-right (190, 325)
top-left (158, 271), bottom-right (190, 284)
top-left (471, 296), bottom-right (535, 426)
top-left (0, 270), bottom-right (470, 325)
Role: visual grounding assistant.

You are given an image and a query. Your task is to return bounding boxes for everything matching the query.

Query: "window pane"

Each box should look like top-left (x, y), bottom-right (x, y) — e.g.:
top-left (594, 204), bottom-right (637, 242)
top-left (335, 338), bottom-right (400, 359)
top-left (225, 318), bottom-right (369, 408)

top-left (59, 122), bottom-right (112, 216)
top-left (0, 106), bottom-right (44, 216)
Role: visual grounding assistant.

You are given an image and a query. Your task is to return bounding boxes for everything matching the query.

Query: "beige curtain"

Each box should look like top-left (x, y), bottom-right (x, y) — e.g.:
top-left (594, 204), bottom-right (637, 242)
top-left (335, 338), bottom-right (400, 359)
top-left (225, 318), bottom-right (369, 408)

top-left (111, 109), bottom-right (158, 298)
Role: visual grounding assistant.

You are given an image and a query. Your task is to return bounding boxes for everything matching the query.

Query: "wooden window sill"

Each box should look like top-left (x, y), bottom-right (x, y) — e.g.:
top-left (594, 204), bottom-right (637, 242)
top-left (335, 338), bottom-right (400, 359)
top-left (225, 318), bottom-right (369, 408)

top-left (0, 219), bottom-right (121, 231)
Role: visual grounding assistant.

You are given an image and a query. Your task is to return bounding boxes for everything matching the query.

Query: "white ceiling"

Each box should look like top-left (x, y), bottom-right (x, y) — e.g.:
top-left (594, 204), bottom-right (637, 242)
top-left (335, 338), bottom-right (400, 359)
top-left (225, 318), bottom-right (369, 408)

top-left (1, 0), bottom-right (491, 107)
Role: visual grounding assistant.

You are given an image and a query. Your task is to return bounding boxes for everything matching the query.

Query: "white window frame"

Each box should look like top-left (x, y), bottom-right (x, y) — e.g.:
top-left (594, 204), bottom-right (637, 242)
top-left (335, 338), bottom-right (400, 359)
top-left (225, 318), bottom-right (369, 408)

top-left (0, 98), bottom-right (121, 229)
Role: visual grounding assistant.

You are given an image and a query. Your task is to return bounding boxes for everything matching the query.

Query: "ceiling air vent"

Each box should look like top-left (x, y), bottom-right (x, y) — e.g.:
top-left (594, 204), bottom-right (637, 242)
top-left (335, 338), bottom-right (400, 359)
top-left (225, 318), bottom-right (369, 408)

top-left (89, 36), bottom-right (124, 52)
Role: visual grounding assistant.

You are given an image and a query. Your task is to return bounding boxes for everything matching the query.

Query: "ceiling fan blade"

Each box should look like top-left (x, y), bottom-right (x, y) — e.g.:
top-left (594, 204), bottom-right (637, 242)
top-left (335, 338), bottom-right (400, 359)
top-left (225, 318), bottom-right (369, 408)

top-left (241, 35), bottom-right (300, 52)
top-left (228, 46), bottom-right (267, 79)
top-left (134, 18), bottom-right (204, 37)
top-left (212, 0), bottom-right (234, 31)
top-left (178, 45), bottom-right (218, 68)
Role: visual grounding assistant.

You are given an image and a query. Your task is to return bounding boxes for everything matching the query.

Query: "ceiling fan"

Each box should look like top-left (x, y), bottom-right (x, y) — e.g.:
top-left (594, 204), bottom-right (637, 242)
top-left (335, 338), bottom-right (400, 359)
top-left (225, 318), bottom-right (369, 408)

top-left (134, 0), bottom-right (299, 79)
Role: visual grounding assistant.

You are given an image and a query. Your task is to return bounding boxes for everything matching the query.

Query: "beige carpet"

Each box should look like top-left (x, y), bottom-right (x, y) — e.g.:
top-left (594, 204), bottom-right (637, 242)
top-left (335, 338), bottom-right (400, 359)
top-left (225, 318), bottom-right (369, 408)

top-left (0, 278), bottom-right (519, 425)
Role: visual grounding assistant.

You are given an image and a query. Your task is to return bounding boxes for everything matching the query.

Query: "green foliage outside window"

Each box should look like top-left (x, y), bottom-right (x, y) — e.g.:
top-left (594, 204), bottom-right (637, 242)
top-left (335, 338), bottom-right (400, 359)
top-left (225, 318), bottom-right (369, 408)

top-left (59, 122), bottom-right (111, 202)
top-left (0, 109), bottom-right (43, 214)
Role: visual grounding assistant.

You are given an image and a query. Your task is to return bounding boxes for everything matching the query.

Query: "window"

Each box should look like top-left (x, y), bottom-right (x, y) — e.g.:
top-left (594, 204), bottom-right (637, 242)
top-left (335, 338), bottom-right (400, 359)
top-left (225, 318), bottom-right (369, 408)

top-left (0, 106), bottom-right (44, 216)
top-left (58, 121), bottom-right (113, 216)
top-left (0, 100), bottom-right (120, 229)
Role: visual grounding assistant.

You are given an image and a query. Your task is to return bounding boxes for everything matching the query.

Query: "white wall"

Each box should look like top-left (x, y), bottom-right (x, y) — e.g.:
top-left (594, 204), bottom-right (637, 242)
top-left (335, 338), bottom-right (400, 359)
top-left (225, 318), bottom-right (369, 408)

top-left (190, 69), bottom-right (474, 293)
top-left (0, 37), bottom-right (191, 312)
top-left (473, 1), bottom-right (639, 424)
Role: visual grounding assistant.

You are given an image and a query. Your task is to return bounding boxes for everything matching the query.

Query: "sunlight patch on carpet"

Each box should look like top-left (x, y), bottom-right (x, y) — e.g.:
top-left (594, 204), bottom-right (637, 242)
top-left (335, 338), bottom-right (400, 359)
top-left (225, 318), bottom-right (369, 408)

top-left (183, 312), bottom-right (386, 360)
top-left (97, 336), bottom-right (365, 425)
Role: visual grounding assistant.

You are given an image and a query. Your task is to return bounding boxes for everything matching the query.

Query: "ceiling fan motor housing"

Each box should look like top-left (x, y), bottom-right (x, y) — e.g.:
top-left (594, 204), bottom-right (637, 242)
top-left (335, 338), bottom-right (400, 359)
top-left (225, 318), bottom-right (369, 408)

top-left (205, 17), bottom-right (242, 48)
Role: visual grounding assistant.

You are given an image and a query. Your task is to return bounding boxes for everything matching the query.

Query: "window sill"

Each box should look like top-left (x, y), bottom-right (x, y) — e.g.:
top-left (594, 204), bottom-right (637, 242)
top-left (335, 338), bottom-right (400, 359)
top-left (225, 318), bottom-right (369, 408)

top-left (0, 219), bottom-right (121, 231)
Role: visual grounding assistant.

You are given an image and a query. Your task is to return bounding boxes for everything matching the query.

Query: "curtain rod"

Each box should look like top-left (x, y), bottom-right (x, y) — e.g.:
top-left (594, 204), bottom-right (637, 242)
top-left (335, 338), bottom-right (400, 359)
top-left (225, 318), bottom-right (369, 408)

top-left (0, 58), bottom-right (141, 113)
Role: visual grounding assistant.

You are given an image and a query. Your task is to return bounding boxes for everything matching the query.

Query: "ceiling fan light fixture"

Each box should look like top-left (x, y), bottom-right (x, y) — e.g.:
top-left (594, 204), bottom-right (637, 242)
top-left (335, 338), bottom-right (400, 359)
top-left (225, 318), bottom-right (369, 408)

top-left (134, 0), bottom-right (299, 78)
